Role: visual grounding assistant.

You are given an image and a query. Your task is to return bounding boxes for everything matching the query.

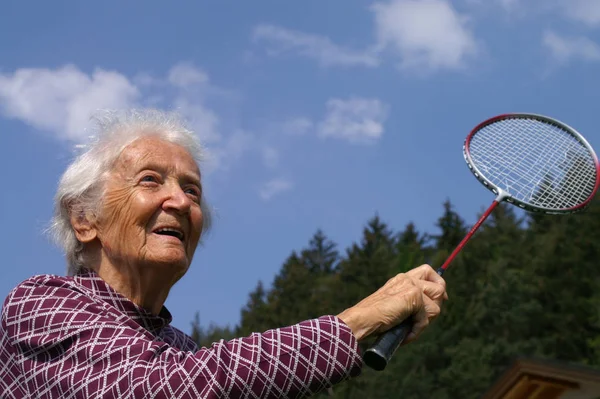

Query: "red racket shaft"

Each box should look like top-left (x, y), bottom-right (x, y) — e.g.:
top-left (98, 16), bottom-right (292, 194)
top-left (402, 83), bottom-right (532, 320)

top-left (362, 199), bottom-right (500, 371)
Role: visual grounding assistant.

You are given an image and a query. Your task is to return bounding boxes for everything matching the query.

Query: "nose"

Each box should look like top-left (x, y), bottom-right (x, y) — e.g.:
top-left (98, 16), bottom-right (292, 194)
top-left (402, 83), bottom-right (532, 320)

top-left (162, 183), bottom-right (192, 215)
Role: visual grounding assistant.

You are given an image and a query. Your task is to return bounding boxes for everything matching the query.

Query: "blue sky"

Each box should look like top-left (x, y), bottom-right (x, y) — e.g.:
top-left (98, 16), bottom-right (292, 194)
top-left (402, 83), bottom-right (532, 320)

top-left (2, 0), bottom-right (600, 334)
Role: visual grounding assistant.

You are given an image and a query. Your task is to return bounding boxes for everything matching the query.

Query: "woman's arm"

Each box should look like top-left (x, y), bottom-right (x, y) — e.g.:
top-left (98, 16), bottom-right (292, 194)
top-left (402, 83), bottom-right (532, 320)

top-left (0, 275), bottom-right (362, 399)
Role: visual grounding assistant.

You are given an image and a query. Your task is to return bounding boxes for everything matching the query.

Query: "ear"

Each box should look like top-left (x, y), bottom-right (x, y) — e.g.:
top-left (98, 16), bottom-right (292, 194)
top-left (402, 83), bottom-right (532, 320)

top-left (70, 207), bottom-right (98, 244)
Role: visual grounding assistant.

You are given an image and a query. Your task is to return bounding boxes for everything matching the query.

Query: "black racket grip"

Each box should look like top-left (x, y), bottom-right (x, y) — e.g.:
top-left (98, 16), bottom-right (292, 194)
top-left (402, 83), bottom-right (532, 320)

top-left (362, 318), bottom-right (412, 371)
top-left (363, 267), bottom-right (445, 371)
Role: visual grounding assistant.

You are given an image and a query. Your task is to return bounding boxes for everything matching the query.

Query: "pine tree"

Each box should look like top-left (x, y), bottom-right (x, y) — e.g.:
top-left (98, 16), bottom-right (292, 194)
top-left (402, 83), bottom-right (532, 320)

top-left (190, 311), bottom-right (202, 345)
top-left (432, 199), bottom-right (468, 252)
top-left (302, 229), bottom-right (339, 274)
top-left (265, 251), bottom-right (313, 325)
top-left (334, 216), bottom-right (396, 311)
top-left (394, 222), bottom-right (428, 274)
top-left (436, 203), bottom-right (536, 398)
top-left (190, 312), bottom-right (235, 349)
top-left (526, 195), bottom-right (600, 364)
top-left (237, 280), bottom-right (273, 337)
top-left (300, 230), bottom-right (340, 317)
top-left (190, 193), bottom-right (600, 398)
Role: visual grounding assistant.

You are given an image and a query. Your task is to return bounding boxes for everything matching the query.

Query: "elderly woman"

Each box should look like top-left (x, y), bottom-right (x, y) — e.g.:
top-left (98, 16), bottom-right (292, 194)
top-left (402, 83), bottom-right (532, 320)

top-left (0, 109), bottom-right (447, 398)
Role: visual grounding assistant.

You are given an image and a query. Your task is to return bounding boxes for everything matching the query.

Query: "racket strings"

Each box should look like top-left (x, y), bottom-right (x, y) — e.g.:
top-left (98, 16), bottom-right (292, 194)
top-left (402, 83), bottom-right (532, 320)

top-left (472, 123), bottom-right (565, 202)
top-left (468, 117), bottom-right (597, 210)
top-left (476, 120), bottom-right (594, 208)
top-left (560, 157), bottom-right (597, 204)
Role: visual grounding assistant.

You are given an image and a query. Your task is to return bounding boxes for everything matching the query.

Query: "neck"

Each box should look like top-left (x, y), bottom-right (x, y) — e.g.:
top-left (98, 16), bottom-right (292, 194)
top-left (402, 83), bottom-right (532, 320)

top-left (88, 250), bottom-right (178, 315)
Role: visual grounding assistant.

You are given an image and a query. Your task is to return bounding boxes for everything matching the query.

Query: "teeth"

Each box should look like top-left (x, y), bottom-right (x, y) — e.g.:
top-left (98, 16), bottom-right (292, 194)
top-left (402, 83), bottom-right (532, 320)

top-left (155, 228), bottom-right (184, 240)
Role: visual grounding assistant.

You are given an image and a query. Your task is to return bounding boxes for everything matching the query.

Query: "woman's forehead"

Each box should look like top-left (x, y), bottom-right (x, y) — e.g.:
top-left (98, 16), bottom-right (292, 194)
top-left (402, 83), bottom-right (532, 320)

top-left (115, 137), bottom-right (200, 176)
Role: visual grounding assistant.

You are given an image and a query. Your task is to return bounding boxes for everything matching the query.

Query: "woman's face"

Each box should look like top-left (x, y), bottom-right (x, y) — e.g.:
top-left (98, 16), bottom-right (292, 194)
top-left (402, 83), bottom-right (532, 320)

top-left (93, 136), bottom-right (204, 278)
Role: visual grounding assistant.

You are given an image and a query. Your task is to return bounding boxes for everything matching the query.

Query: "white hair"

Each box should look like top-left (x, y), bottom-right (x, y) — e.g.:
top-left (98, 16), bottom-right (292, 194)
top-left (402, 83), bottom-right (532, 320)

top-left (48, 109), bottom-right (213, 276)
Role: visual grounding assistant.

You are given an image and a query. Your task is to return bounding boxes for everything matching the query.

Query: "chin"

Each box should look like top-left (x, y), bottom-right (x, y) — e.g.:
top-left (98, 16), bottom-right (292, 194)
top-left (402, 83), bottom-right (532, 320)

top-left (146, 252), bottom-right (189, 271)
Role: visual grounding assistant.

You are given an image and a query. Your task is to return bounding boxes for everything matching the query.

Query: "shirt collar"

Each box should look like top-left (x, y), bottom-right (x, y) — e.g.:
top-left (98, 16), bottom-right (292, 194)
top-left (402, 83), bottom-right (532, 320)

top-left (73, 270), bottom-right (173, 333)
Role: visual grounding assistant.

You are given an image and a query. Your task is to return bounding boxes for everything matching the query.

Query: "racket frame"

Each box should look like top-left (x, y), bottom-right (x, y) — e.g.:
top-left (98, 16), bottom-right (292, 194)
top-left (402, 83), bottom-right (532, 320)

top-left (363, 112), bottom-right (600, 371)
top-left (464, 113), bottom-right (600, 215)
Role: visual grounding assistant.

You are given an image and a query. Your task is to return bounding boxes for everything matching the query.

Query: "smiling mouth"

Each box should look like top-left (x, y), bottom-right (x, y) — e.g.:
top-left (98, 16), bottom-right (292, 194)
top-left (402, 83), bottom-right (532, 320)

top-left (154, 228), bottom-right (185, 242)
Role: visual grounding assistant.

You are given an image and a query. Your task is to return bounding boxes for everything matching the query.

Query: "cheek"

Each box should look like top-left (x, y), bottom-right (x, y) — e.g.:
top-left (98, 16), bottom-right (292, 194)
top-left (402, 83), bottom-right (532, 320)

top-left (189, 208), bottom-right (204, 243)
top-left (98, 186), bottom-right (152, 240)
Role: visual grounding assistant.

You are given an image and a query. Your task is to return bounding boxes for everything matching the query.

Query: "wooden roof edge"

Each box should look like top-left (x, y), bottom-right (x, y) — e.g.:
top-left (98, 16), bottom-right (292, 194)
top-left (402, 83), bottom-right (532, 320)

top-left (516, 357), bottom-right (600, 382)
top-left (480, 357), bottom-right (600, 399)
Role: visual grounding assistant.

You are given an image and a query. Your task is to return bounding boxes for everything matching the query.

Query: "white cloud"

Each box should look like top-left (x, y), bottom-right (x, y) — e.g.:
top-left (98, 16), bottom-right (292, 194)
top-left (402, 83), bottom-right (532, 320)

top-left (317, 97), bottom-right (389, 144)
top-left (252, 0), bottom-right (479, 72)
top-left (168, 62), bottom-right (209, 88)
top-left (459, 0), bottom-right (539, 18)
top-left (206, 129), bottom-right (255, 174)
top-left (281, 117), bottom-right (313, 136)
top-left (371, 0), bottom-right (478, 70)
top-left (498, 0), bottom-right (516, 6)
top-left (543, 31), bottom-right (600, 63)
top-left (497, 0), bottom-right (519, 10)
top-left (171, 97), bottom-right (221, 144)
top-left (0, 65), bottom-right (139, 140)
top-left (475, 0), bottom-right (600, 25)
top-left (562, 0), bottom-right (600, 26)
top-left (0, 62), bottom-right (258, 176)
top-left (133, 71), bottom-right (163, 88)
top-left (259, 178), bottom-right (293, 201)
top-left (0, 63), bottom-right (221, 143)
top-left (252, 24), bottom-right (379, 68)
top-left (262, 146), bottom-right (279, 168)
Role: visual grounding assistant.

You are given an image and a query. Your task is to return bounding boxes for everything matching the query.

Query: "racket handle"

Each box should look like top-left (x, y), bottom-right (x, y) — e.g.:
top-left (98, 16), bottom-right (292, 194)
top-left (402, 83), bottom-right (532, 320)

top-left (363, 318), bottom-right (412, 371)
top-left (363, 267), bottom-right (445, 371)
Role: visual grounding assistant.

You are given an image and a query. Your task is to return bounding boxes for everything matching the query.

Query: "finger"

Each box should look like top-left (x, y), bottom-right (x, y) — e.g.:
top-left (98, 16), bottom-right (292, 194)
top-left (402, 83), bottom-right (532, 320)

top-left (407, 264), bottom-right (447, 287)
top-left (422, 294), bottom-right (441, 321)
top-left (371, 280), bottom-right (422, 336)
top-left (403, 306), bottom-right (429, 344)
top-left (396, 284), bottom-right (423, 322)
top-left (418, 280), bottom-right (448, 306)
top-left (404, 295), bottom-right (442, 344)
top-left (384, 273), bottom-right (417, 296)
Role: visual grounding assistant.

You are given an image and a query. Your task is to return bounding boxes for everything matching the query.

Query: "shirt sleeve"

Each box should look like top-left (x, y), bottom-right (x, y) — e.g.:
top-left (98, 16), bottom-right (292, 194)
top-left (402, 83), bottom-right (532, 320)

top-left (1, 275), bottom-right (363, 398)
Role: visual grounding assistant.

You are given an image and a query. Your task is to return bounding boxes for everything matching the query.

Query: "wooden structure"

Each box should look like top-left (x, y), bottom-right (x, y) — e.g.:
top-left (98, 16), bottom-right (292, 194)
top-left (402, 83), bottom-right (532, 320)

top-left (481, 358), bottom-right (600, 399)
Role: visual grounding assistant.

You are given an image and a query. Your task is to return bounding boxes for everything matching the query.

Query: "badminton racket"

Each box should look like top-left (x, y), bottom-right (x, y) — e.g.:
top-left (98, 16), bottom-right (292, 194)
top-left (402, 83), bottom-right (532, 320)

top-left (363, 113), bottom-right (600, 371)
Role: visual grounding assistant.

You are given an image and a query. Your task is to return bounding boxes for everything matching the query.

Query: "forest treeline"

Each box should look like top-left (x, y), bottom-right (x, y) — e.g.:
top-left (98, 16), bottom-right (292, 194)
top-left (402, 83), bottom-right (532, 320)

top-left (190, 197), bottom-right (600, 398)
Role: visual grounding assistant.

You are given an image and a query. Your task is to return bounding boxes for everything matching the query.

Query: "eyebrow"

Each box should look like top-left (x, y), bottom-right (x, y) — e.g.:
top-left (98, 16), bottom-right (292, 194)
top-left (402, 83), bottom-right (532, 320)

top-left (181, 172), bottom-right (202, 188)
top-left (135, 162), bottom-right (201, 186)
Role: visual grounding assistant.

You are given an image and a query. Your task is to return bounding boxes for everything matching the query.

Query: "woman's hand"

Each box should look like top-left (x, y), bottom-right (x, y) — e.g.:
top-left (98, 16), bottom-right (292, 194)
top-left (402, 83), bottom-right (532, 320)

top-left (337, 264), bottom-right (447, 343)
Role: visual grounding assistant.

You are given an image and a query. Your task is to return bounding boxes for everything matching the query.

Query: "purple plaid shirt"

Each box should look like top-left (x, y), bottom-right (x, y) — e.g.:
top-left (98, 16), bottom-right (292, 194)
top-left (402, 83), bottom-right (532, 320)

top-left (0, 272), bottom-right (362, 398)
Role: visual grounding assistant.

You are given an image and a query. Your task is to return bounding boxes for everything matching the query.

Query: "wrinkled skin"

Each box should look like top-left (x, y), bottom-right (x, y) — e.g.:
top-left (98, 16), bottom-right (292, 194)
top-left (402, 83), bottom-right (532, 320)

top-left (71, 136), bottom-right (204, 314)
top-left (337, 264), bottom-right (448, 343)
top-left (68, 135), bottom-right (447, 339)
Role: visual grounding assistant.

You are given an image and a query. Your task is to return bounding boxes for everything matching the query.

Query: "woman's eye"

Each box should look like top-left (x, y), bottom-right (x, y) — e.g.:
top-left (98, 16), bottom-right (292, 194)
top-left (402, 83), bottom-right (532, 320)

top-left (141, 175), bottom-right (158, 183)
top-left (185, 187), bottom-right (201, 198)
